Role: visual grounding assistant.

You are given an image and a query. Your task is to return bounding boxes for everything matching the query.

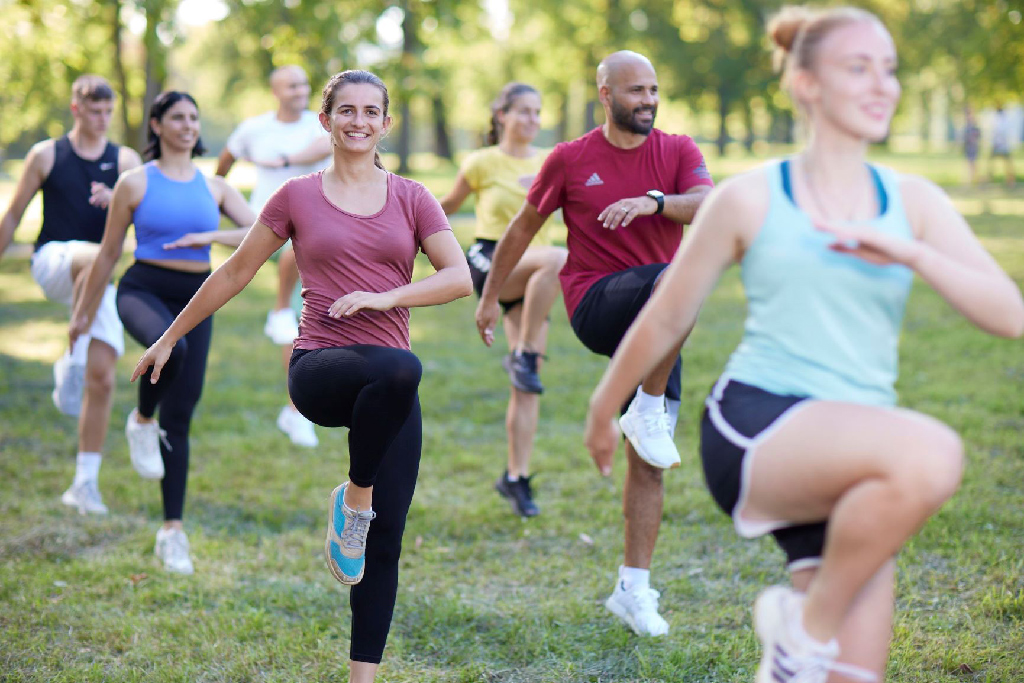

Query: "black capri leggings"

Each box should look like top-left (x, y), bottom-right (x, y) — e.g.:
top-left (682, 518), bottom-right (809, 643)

top-left (116, 262), bottom-right (213, 521)
top-left (289, 345), bottom-right (423, 664)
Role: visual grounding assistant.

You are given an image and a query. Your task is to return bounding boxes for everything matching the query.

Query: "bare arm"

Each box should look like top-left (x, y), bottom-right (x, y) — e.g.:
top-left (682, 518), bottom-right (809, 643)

top-left (215, 148), bottom-right (236, 177)
top-left (132, 222), bottom-right (286, 382)
top-left (162, 178), bottom-right (257, 251)
top-left (438, 173), bottom-right (473, 215)
top-left (118, 146), bottom-right (142, 173)
top-left (0, 142), bottom-right (51, 257)
top-left (597, 185), bottom-right (712, 231)
top-left (819, 176), bottom-right (1024, 338)
top-left (254, 136), bottom-right (333, 169)
top-left (474, 203), bottom-right (548, 345)
top-left (69, 171), bottom-right (142, 345)
top-left (328, 229), bottom-right (472, 317)
top-left (88, 146), bottom-right (143, 209)
top-left (585, 180), bottom-right (748, 474)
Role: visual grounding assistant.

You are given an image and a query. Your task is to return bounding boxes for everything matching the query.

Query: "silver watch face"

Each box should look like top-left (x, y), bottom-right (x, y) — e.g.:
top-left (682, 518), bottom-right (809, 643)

top-left (647, 190), bottom-right (664, 199)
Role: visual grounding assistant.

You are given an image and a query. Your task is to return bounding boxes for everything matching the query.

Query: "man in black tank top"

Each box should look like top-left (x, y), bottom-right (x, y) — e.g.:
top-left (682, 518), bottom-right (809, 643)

top-left (0, 74), bottom-right (141, 515)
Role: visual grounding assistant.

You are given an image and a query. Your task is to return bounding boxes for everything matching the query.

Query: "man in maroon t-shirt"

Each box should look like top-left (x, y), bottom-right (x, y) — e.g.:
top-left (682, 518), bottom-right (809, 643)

top-left (476, 51), bottom-right (713, 636)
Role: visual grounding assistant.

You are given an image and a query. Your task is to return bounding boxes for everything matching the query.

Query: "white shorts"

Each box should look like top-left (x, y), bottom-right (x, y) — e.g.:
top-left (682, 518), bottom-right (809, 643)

top-left (30, 240), bottom-right (125, 358)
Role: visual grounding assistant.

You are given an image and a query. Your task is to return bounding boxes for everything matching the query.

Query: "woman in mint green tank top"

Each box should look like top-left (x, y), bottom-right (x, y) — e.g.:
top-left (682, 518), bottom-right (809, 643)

top-left (585, 6), bottom-right (1024, 683)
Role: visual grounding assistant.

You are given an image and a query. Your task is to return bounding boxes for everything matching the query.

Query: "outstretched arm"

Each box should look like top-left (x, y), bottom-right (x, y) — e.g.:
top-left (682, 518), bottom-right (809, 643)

top-left (475, 203), bottom-right (547, 345)
top-left (598, 185), bottom-right (711, 231)
top-left (585, 181), bottom-right (747, 474)
top-left (132, 222), bottom-right (286, 382)
top-left (328, 229), bottom-right (472, 317)
top-left (819, 176), bottom-right (1024, 338)
top-left (252, 136), bottom-right (333, 169)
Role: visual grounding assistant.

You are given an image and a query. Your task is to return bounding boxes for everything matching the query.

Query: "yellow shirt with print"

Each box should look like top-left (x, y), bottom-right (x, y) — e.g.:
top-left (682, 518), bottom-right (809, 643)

top-left (462, 146), bottom-right (554, 246)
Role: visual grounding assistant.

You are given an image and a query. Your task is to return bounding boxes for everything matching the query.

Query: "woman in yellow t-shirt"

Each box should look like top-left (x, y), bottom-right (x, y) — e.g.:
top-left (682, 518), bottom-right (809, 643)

top-left (440, 82), bottom-right (567, 518)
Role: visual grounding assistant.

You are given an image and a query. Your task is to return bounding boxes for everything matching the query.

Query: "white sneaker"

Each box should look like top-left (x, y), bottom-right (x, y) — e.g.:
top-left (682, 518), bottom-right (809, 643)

top-left (619, 390), bottom-right (681, 469)
top-left (52, 350), bottom-right (85, 416)
top-left (125, 409), bottom-right (166, 479)
top-left (264, 308), bottom-right (299, 345)
top-left (605, 579), bottom-right (670, 636)
top-left (61, 479), bottom-right (108, 515)
top-left (277, 406), bottom-right (318, 447)
top-left (155, 527), bottom-right (194, 575)
top-left (754, 586), bottom-right (876, 683)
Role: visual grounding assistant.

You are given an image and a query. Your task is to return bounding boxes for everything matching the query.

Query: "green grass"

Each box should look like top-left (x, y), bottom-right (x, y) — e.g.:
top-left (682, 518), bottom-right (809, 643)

top-left (1, 153), bottom-right (1023, 682)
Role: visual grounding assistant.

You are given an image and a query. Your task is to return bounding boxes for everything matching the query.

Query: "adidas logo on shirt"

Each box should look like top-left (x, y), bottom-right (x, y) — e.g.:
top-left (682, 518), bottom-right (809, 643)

top-left (585, 173), bottom-right (604, 187)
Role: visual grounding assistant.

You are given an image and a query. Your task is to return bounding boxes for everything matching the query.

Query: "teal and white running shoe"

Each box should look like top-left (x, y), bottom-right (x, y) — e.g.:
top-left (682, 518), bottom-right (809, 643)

top-left (325, 482), bottom-right (376, 585)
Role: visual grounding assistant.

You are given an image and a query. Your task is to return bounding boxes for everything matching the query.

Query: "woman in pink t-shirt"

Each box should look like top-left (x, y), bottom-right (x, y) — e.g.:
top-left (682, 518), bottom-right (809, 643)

top-left (132, 70), bottom-right (472, 682)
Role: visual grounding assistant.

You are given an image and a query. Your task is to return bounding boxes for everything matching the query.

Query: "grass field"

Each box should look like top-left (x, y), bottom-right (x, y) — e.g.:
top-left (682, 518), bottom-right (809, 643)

top-left (1, 152), bottom-right (1022, 682)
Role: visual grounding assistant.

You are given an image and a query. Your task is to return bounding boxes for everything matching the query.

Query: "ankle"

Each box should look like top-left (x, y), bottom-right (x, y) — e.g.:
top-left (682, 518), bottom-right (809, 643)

top-left (344, 483), bottom-right (373, 511)
top-left (162, 520), bottom-right (183, 532)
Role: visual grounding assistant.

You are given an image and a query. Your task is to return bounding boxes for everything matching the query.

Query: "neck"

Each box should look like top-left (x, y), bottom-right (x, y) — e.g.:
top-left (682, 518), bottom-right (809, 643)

top-left (600, 121), bottom-right (648, 150)
top-left (276, 106), bottom-right (302, 124)
top-left (68, 126), bottom-right (107, 152)
top-left (328, 151), bottom-right (382, 183)
top-left (802, 123), bottom-right (870, 185)
top-left (498, 138), bottom-right (533, 157)
top-left (155, 150), bottom-right (195, 174)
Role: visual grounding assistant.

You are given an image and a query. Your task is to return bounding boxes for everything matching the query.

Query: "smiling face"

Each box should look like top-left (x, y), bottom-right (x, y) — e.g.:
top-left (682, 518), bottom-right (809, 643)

top-left (320, 82), bottom-right (392, 155)
top-left (497, 91), bottom-right (542, 145)
top-left (601, 61), bottom-right (659, 136)
top-left (150, 98), bottom-right (201, 154)
top-left (793, 19), bottom-right (900, 142)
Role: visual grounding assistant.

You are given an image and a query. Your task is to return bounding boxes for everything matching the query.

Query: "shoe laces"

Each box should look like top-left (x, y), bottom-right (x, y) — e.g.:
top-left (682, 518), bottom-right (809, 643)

top-left (773, 646), bottom-right (877, 683)
top-left (163, 530), bottom-right (190, 559)
top-left (341, 508), bottom-right (376, 551)
top-left (518, 475), bottom-right (534, 499)
top-left (79, 479), bottom-right (104, 507)
top-left (640, 410), bottom-right (672, 437)
top-left (627, 585), bottom-right (662, 614)
top-left (134, 418), bottom-right (171, 451)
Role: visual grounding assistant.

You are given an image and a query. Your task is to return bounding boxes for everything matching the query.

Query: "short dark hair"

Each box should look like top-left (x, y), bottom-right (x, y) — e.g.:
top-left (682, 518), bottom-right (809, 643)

top-left (71, 75), bottom-right (115, 103)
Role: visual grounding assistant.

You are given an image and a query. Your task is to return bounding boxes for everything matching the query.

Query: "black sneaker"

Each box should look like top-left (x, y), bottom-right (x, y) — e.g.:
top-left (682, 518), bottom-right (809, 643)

top-left (494, 471), bottom-right (540, 517)
top-left (503, 351), bottom-right (544, 394)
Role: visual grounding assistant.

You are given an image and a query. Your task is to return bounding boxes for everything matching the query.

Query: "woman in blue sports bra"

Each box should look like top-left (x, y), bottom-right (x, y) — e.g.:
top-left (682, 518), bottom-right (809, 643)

top-left (71, 91), bottom-right (254, 575)
top-left (584, 6), bottom-right (1023, 683)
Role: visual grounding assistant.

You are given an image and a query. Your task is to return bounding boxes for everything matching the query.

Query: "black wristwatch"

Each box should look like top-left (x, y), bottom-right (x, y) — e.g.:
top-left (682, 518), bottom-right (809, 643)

top-left (646, 189), bottom-right (665, 214)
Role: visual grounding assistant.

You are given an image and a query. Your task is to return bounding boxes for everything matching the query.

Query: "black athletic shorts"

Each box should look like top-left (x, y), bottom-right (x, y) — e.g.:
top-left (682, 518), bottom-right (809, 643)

top-left (701, 377), bottom-right (827, 570)
top-left (466, 239), bottom-right (523, 314)
top-left (570, 264), bottom-right (681, 412)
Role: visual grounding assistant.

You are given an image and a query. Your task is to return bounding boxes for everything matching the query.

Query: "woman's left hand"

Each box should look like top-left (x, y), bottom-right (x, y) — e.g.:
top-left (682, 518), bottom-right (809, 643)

top-left (163, 232), bottom-right (215, 250)
top-left (329, 291), bottom-right (397, 318)
top-left (815, 221), bottom-right (923, 267)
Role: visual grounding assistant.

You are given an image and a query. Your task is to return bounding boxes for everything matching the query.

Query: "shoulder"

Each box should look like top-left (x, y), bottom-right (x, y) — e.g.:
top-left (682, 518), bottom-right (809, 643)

top-left (390, 173), bottom-right (432, 198)
top-left (118, 145), bottom-right (143, 171)
top-left (698, 164), bottom-right (772, 230)
top-left (26, 138), bottom-right (57, 167)
top-left (896, 172), bottom-right (952, 233)
top-left (654, 130), bottom-right (702, 153)
top-left (233, 112), bottom-right (272, 134)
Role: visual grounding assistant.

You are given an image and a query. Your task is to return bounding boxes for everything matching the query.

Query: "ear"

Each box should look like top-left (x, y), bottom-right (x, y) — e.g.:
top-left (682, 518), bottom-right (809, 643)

top-left (381, 115), bottom-right (393, 136)
top-left (149, 117), bottom-right (161, 138)
top-left (597, 84), bottom-right (612, 108)
top-left (319, 110), bottom-right (331, 133)
top-left (789, 68), bottom-right (819, 109)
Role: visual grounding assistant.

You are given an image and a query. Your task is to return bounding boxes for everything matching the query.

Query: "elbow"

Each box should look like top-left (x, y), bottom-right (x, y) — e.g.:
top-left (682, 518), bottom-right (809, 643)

top-left (456, 271), bottom-right (474, 299)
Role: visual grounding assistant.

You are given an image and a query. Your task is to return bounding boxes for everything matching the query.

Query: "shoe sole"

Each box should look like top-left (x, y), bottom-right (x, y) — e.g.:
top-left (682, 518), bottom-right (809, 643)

top-left (619, 422), bottom-right (681, 470)
top-left (325, 483), bottom-right (364, 585)
top-left (60, 491), bottom-right (107, 515)
top-left (604, 595), bottom-right (667, 637)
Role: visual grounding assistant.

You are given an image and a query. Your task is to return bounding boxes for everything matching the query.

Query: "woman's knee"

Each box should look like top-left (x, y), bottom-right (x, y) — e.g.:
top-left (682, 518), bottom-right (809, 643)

top-left (377, 352), bottom-right (422, 394)
top-left (892, 422), bottom-right (963, 512)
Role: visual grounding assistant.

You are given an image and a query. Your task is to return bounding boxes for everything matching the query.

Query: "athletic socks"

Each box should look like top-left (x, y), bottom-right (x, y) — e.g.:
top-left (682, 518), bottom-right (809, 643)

top-left (73, 452), bottom-right (102, 487)
top-left (620, 565), bottom-right (651, 591)
top-left (635, 390), bottom-right (666, 414)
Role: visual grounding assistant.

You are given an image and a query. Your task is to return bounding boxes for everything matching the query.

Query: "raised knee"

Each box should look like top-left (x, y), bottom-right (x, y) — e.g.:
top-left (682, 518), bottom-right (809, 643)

top-left (386, 353), bottom-right (422, 392)
top-left (895, 425), bottom-right (963, 511)
top-left (85, 364), bottom-right (116, 396)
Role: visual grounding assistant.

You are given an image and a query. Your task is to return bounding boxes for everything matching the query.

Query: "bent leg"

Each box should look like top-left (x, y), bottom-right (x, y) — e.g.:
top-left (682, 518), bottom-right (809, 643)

top-left (502, 310), bottom-right (544, 478)
top-left (506, 246), bottom-right (566, 353)
top-left (745, 402), bottom-right (962, 642)
top-left (623, 443), bottom-right (664, 568)
top-left (78, 338), bottom-right (118, 453)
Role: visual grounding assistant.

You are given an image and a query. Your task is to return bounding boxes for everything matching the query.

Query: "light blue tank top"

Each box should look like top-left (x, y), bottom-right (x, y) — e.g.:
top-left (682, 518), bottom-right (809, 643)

top-left (133, 163), bottom-right (220, 262)
top-left (723, 160), bottom-right (915, 407)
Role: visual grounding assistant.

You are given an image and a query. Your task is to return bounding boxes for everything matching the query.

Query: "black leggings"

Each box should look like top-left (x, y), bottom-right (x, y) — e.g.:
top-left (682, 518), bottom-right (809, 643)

top-left (289, 345), bottom-right (423, 664)
top-left (116, 262), bottom-right (213, 521)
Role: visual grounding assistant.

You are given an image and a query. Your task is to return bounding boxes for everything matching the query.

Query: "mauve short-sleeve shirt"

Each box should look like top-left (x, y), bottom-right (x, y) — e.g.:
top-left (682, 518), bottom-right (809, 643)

top-left (259, 171), bottom-right (452, 350)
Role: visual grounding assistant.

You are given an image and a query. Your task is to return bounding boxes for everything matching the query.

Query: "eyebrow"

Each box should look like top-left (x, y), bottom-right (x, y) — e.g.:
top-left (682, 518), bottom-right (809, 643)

top-left (336, 103), bottom-right (382, 110)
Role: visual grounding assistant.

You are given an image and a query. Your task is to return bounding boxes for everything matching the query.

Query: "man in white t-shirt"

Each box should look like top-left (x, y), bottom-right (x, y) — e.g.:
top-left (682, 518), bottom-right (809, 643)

top-left (216, 64), bottom-right (331, 447)
top-left (988, 106), bottom-right (1016, 188)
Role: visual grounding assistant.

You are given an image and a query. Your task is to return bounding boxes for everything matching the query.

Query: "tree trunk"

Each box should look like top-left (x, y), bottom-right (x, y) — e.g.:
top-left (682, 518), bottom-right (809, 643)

top-left (111, 0), bottom-right (135, 150)
top-left (585, 100), bottom-right (598, 132)
top-left (396, 2), bottom-right (418, 173)
top-left (396, 100), bottom-right (412, 174)
top-left (716, 90), bottom-right (730, 156)
top-left (742, 99), bottom-right (755, 153)
top-left (432, 94), bottom-right (452, 162)
top-left (138, 0), bottom-right (170, 152)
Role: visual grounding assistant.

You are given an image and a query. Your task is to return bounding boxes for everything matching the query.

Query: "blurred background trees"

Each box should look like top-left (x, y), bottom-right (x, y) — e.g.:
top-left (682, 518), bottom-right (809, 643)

top-left (1, 0), bottom-right (1022, 163)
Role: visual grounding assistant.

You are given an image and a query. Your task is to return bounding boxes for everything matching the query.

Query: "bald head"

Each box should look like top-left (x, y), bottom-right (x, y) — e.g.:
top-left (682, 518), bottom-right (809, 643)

top-left (270, 65), bottom-right (311, 115)
top-left (597, 51), bottom-right (655, 88)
